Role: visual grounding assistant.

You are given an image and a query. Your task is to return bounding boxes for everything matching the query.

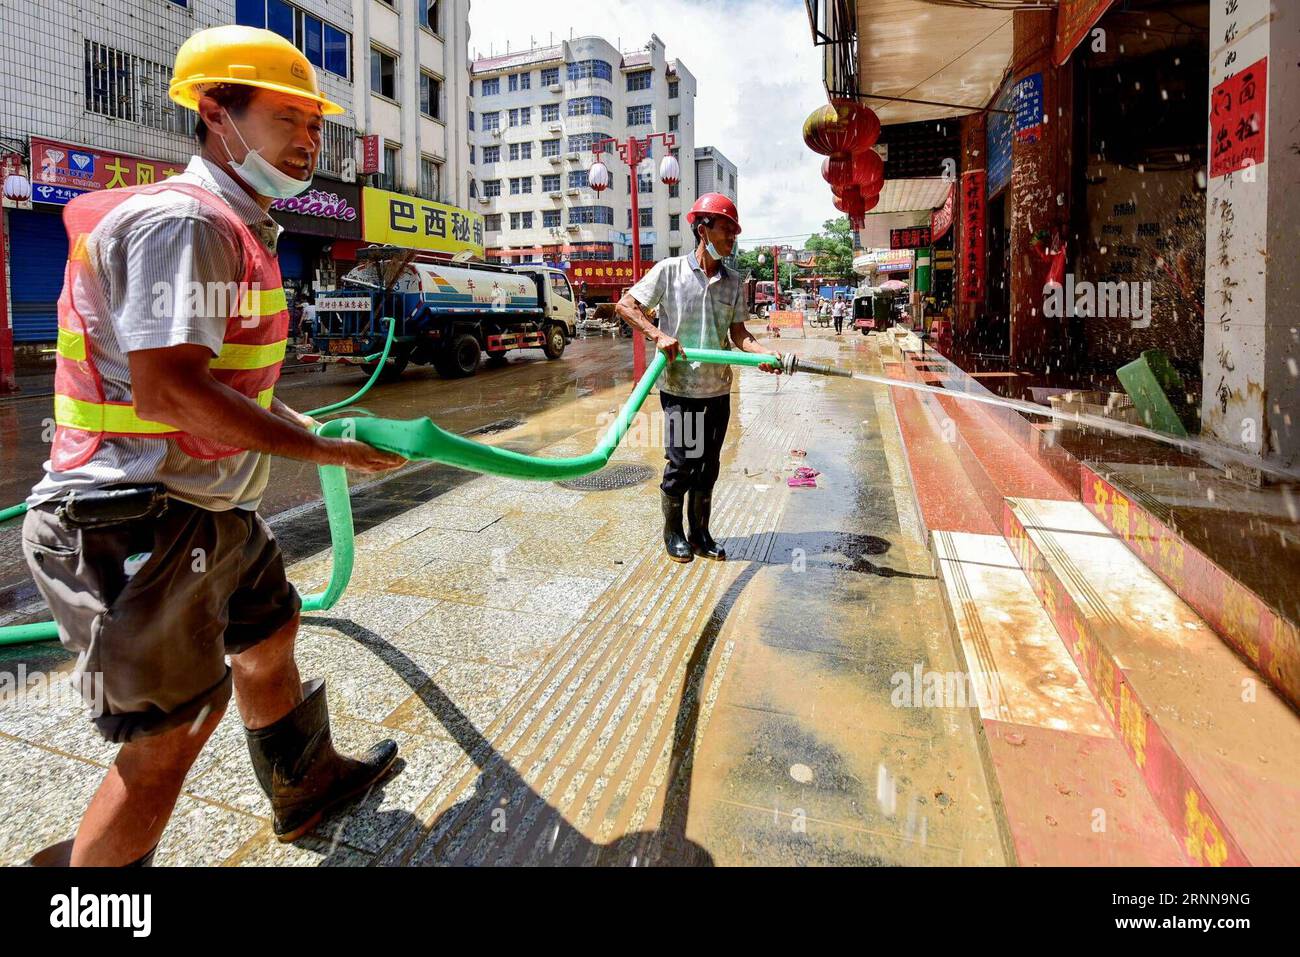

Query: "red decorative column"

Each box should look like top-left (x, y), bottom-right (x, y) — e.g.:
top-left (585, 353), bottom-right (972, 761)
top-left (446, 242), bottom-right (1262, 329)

top-left (956, 112), bottom-right (988, 343)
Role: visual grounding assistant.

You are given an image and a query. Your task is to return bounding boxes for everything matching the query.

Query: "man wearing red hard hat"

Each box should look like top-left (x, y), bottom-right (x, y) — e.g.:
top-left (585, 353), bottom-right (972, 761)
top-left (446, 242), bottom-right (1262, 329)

top-left (615, 193), bottom-right (781, 563)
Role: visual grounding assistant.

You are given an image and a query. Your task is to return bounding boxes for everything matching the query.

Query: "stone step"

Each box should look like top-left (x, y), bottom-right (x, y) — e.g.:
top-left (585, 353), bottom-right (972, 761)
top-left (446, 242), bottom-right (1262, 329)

top-left (1004, 496), bottom-right (1300, 866)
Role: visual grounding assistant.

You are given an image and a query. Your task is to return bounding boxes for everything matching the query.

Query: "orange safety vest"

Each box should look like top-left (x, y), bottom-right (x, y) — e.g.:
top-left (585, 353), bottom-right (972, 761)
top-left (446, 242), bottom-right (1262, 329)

top-left (51, 180), bottom-right (289, 471)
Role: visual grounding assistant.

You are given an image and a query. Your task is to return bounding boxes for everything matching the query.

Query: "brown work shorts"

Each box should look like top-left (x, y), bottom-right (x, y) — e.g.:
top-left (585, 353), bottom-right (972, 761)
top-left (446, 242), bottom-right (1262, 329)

top-left (22, 498), bottom-right (301, 743)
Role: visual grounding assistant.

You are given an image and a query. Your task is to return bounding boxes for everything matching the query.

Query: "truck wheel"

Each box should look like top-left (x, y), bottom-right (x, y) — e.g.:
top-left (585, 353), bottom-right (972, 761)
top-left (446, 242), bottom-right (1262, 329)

top-left (542, 324), bottom-right (567, 359)
top-left (361, 345), bottom-right (409, 383)
top-left (436, 333), bottom-right (481, 377)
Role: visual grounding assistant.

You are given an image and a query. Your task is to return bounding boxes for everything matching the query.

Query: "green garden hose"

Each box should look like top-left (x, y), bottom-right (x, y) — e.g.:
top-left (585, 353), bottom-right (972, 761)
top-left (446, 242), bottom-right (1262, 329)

top-left (0, 342), bottom-right (779, 643)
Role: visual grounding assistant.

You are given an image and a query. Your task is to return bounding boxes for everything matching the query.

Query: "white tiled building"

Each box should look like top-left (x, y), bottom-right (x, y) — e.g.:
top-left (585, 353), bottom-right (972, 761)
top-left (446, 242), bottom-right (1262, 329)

top-left (468, 34), bottom-right (698, 265)
top-left (694, 145), bottom-right (738, 205)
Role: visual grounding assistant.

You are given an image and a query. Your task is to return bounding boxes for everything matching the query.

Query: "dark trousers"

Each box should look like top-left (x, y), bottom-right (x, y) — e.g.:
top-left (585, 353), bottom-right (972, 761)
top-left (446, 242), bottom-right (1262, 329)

top-left (659, 391), bottom-right (731, 497)
top-left (833, 314), bottom-right (844, 333)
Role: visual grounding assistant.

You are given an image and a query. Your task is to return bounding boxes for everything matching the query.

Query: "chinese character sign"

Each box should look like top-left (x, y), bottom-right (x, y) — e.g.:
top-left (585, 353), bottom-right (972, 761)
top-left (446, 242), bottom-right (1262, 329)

top-left (1210, 56), bottom-right (1267, 178)
top-left (890, 227), bottom-right (932, 251)
top-left (362, 188), bottom-right (485, 258)
top-left (960, 170), bottom-right (986, 304)
top-left (30, 137), bottom-right (181, 205)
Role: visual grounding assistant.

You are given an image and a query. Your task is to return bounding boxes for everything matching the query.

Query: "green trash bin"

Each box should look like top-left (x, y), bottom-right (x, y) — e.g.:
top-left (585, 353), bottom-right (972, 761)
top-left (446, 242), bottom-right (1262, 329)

top-left (1116, 349), bottom-right (1190, 437)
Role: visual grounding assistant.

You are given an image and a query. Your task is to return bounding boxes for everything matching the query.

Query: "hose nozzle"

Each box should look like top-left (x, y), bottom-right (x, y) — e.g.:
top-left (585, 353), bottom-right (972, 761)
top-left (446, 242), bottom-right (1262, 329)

top-left (782, 353), bottom-right (853, 379)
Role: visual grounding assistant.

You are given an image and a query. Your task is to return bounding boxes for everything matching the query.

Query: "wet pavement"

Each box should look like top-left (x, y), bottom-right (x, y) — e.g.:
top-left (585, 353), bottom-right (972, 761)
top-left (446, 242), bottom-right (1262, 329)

top-left (0, 325), bottom-right (1008, 866)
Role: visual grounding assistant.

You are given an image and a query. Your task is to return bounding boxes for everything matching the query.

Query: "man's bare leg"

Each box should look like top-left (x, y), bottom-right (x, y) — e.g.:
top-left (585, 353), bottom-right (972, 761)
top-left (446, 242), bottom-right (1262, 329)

top-left (69, 703), bottom-right (226, 866)
top-left (231, 613), bottom-right (303, 729)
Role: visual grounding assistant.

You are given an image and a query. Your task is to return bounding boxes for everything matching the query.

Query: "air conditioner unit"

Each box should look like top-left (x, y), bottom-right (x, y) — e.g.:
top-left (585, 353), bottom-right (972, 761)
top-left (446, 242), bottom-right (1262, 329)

top-left (565, 224), bottom-right (580, 232)
top-left (547, 123), bottom-right (563, 133)
top-left (565, 188), bottom-right (579, 196)
top-left (478, 195), bottom-right (492, 205)
top-left (491, 128), bottom-right (504, 138)
top-left (565, 152), bottom-right (580, 162)
top-left (548, 154), bottom-right (563, 164)
top-left (548, 83), bottom-right (562, 93)
top-left (548, 190), bottom-right (563, 198)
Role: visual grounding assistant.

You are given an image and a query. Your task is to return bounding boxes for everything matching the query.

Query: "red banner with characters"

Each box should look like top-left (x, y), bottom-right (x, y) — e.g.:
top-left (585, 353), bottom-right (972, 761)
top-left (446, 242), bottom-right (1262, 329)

top-left (1054, 0), bottom-right (1116, 66)
top-left (959, 169), bottom-right (986, 305)
top-left (31, 137), bottom-right (182, 199)
top-left (568, 261), bottom-right (642, 286)
top-left (1210, 57), bottom-right (1267, 179)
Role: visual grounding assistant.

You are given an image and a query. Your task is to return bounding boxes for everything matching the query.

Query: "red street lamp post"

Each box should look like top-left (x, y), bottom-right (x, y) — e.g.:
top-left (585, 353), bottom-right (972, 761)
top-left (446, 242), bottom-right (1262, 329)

top-left (587, 132), bottom-right (679, 379)
top-left (762, 245), bottom-right (798, 312)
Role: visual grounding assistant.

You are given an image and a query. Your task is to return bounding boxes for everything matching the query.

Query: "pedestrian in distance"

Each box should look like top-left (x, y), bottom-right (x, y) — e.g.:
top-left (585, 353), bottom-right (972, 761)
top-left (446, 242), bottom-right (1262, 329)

top-left (832, 296), bottom-right (846, 335)
top-left (22, 25), bottom-right (407, 867)
top-left (615, 193), bottom-right (782, 564)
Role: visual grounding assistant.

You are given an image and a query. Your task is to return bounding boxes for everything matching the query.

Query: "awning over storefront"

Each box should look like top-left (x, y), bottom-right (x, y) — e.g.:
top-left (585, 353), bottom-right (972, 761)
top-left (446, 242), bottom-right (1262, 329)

top-left (839, 1), bottom-right (1015, 125)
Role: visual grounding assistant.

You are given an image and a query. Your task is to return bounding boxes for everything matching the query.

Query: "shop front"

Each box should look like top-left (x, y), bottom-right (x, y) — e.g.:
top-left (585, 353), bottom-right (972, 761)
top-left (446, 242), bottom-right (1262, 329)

top-left (268, 180), bottom-right (363, 303)
top-left (566, 260), bottom-right (647, 304)
top-left (11, 137), bottom-right (186, 345)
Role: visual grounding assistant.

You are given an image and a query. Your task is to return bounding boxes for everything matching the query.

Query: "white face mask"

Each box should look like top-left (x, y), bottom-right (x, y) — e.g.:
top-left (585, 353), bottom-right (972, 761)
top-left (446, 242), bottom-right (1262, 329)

top-left (219, 111), bottom-right (312, 199)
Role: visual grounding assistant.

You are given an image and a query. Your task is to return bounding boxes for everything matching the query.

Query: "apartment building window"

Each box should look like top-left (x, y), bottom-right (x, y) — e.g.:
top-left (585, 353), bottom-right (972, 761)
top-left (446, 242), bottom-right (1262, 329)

top-left (668, 79), bottom-right (679, 98)
top-left (638, 172), bottom-right (653, 194)
top-left (542, 174), bottom-right (560, 192)
top-left (520, 72), bottom-right (531, 90)
top-left (669, 246), bottom-right (680, 257)
top-left (627, 104), bottom-right (652, 126)
top-left (717, 163), bottom-right (724, 180)
top-left (729, 172), bottom-right (736, 191)
top-left (508, 73), bottom-right (518, 92)
top-left (569, 206), bottom-right (614, 225)
top-left (508, 142), bottom-right (532, 161)
top-left (482, 145), bottom-right (500, 163)
top-left (567, 59), bottom-right (612, 82)
top-left (567, 96), bottom-right (612, 118)
top-left (543, 209), bottom-right (561, 228)
top-left (510, 211), bottom-right (533, 230)
top-left (508, 107), bottom-right (531, 127)
top-left (483, 179), bottom-right (501, 197)
top-left (484, 213), bottom-right (502, 231)
top-left (640, 244), bottom-right (654, 261)
top-left (567, 132), bottom-right (611, 154)
top-left (481, 77), bottom-right (500, 96)
top-left (669, 182), bottom-right (679, 198)
top-left (541, 66), bottom-right (559, 86)
top-left (237, 0), bottom-right (353, 77)
top-left (83, 40), bottom-right (194, 135)
top-left (481, 111), bottom-right (500, 131)
top-left (468, 145), bottom-right (475, 164)
top-left (509, 176), bottom-right (533, 195)
top-left (420, 157), bottom-right (441, 200)
top-left (468, 109), bottom-right (475, 130)
top-left (378, 144), bottom-right (400, 191)
top-left (541, 103), bottom-right (560, 123)
top-left (420, 72), bottom-right (442, 119)
top-left (370, 47), bottom-right (397, 100)
top-left (668, 113), bottom-right (679, 132)
top-left (639, 208), bottom-right (653, 228)
top-left (423, 0), bottom-right (439, 33)
top-left (542, 139), bottom-right (560, 157)
top-left (626, 71), bottom-right (652, 92)
top-left (316, 119), bottom-right (352, 177)
top-left (568, 169), bottom-right (588, 189)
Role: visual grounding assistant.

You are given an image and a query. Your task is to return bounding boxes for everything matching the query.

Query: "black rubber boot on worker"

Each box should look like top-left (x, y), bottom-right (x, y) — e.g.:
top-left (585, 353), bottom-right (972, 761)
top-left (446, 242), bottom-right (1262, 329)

top-left (661, 491), bottom-right (694, 563)
top-left (245, 679), bottom-right (399, 843)
top-left (26, 839), bottom-right (157, 867)
top-left (687, 490), bottom-right (726, 561)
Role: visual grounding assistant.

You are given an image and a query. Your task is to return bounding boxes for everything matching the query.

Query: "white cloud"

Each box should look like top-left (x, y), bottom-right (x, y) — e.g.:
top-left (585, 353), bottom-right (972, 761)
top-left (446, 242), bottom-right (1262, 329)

top-left (467, 0), bottom-right (838, 247)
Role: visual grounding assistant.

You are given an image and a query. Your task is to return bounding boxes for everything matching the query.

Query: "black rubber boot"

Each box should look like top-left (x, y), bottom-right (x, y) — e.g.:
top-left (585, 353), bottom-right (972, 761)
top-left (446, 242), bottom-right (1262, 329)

top-left (687, 490), bottom-right (726, 561)
top-left (245, 679), bottom-right (399, 843)
top-left (661, 491), bottom-right (694, 563)
top-left (27, 839), bottom-right (156, 867)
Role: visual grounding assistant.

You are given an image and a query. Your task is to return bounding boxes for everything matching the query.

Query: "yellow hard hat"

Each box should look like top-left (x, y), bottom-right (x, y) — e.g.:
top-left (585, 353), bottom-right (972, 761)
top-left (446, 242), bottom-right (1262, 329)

top-left (169, 25), bottom-right (344, 116)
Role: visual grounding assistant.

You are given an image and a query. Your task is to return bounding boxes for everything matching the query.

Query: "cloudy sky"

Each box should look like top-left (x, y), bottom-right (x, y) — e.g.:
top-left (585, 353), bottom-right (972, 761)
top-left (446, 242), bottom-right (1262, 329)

top-left (467, 0), bottom-right (838, 249)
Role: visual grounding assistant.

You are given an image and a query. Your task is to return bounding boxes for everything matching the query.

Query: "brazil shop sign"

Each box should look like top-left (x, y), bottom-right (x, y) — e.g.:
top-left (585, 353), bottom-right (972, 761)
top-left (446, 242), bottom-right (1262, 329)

top-left (269, 181), bottom-right (362, 239)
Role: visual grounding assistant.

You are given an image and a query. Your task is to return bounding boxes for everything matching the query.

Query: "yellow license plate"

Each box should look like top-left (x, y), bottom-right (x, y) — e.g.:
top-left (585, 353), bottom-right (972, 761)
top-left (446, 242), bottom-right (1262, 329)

top-left (328, 339), bottom-right (356, 355)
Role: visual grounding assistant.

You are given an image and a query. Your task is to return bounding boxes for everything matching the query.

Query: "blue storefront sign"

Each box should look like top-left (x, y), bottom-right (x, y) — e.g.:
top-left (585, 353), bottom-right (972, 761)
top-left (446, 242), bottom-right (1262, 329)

top-left (1013, 72), bottom-right (1044, 143)
top-left (31, 183), bottom-right (86, 206)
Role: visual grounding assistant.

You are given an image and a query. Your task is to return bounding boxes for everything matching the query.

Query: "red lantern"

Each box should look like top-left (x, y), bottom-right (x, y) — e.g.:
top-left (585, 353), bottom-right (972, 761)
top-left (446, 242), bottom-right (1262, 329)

top-left (853, 148), bottom-right (884, 193)
top-left (861, 192), bottom-right (880, 214)
top-left (858, 107), bottom-right (881, 149)
top-left (833, 185), bottom-right (868, 229)
top-left (821, 153), bottom-right (856, 192)
top-left (803, 99), bottom-right (872, 156)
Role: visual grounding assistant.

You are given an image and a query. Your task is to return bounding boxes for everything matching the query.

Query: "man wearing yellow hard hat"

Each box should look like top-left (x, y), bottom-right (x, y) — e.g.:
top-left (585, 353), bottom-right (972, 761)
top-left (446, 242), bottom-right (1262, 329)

top-left (23, 26), bottom-right (406, 866)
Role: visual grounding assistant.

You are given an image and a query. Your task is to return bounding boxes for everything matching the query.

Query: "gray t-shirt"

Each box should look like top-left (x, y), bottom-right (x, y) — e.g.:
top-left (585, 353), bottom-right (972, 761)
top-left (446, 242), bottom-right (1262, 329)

top-left (29, 156), bottom-right (283, 513)
top-left (629, 253), bottom-right (745, 399)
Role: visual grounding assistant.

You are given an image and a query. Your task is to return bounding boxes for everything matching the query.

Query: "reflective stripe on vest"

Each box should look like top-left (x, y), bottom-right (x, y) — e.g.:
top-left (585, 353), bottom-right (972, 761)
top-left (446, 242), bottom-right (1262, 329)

top-left (56, 330), bottom-right (287, 371)
top-left (53, 386), bottom-right (276, 435)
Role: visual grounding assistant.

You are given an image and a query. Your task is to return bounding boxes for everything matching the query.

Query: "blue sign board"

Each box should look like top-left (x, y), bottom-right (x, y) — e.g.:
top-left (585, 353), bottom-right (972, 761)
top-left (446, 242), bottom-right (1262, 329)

top-left (32, 183), bottom-right (86, 206)
top-left (1013, 72), bottom-right (1043, 143)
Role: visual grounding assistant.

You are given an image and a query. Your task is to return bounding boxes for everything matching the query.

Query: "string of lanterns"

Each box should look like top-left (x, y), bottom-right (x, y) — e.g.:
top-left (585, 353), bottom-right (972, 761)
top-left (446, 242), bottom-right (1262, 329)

top-left (803, 99), bottom-right (883, 230)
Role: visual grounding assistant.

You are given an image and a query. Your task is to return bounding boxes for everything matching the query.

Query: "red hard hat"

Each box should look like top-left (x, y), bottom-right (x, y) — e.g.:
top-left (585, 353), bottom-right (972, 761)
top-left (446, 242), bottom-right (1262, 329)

top-left (686, 192), bottom-right (742, 234)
